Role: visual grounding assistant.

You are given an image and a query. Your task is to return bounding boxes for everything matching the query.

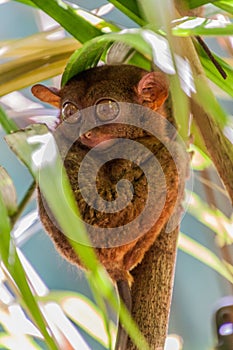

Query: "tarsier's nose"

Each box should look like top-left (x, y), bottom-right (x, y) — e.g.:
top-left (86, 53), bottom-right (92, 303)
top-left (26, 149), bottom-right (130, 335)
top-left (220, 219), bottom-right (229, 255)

top-left (80, 130), bottom-right (116, 149)
top-left (83, 131), bottom-right (92, 139)
top-left (79, 131), bottom-right (93, 146)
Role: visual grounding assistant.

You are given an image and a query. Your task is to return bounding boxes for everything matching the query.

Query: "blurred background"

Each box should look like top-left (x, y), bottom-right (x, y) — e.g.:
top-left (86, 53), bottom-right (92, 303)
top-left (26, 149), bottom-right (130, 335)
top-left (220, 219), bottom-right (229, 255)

top-left (0, 1), bottom-right (233, 349)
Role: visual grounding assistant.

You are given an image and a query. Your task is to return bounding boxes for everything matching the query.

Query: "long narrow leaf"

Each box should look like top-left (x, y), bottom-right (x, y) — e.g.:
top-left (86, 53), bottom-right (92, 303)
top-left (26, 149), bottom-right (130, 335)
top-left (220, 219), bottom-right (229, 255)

top-left (29, 0), bottom-right (102, 43)
top-left (109, 0), bottom-right (142, 18)
top-left (183, 0), bottom-right (219, 9)
top-left (0, 193), bottom-right (58, 350)
top-left (213, 1), bottom-right (233, 15)
top-left (41, 291), bottom-right (116, 348)
top-left (0, 30), bottom-right (79, 58)
top-left (186, 190), bottom-right (233, 246)
top-left (194, 76), bottom-right (228, 127)
top-left (0, 167), bottom-right (17, 216)
top-left (0, 106), bottom-right (18, 133)
top-left (195, 41), bottom-right (233, 98)
top-left (1, 58), bottom-right (68, 96)
top-left (107, 0), bottom-right (145, 26)
top-left (13, 0), bottom-right (37, 7)
top-left (0, 193), bottom-right (11, 258)
top-left (62, 29), bottom-right (153, 85)
top-left (179, 232), bottom-right (233, 283)
top-left (173, 17), bottom-right (233, 36)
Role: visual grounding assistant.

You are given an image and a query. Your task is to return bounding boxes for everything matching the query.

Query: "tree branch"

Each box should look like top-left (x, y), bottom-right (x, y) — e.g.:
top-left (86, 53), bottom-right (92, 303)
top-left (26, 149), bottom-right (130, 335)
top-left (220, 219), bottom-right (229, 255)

top-left (127, 225), bottom-right (180, 350)
top-left (191, 99), bottom-right (233, 204)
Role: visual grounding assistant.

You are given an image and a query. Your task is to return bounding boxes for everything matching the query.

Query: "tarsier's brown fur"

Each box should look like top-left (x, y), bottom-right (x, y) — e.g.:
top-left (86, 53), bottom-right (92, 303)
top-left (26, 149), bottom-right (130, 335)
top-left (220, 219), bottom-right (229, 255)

top-left (32, 65), bottom-right (182, 348)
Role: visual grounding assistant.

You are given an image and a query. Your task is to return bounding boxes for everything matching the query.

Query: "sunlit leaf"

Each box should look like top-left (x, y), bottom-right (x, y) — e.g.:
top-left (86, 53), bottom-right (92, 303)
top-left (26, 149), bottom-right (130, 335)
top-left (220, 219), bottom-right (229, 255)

top-left (214, 1), bottom-right (233, 15)
top-left (13, 0), bottom-right (36, 7)
top-left (0, 30), bottom-right (81, 96)
top-left (0, 193), bottom-right (57, 349)
top-left (186, 191), bottom-right (233, 246)
top-left (62, 29), bottom-right (153, 85)
top-left (41, 291), bottom-right (116, 348)
top-left (1, 52), bottom-right (73, 86)
top-left (62, 28), bottom-right (185, 85)
top-left (0, 28), bottom-right (79, 58)
top-left (195, 41), bottom-right (233, 98)
top-left (0, 167), bottom-right (17, 216)
top-left (138, 0), bottom-right (191, 140)
top-left (0, 334), bottom-right (41, 350)
top-left (169, 74), bottom-right (190, 140)
top-left (173, 16), bottom-right (233, 36)
top-left (178, 233), bottom-right (233, 283)
top-left (1, 58), bottom-right (68, 97)
top-left (29, 0), bottom-right (102, 43)
top-left (223, 260), bottom-right (233, 275)
top-left (194, 76), bottom-right (228, 127)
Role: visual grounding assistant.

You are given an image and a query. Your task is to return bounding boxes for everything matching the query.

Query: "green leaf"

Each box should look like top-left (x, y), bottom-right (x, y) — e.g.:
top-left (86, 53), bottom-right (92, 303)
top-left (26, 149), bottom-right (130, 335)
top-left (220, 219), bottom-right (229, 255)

top-left (169, 74), bottom-right (190, 141)
top-left (173, 17), bottom-right (233, 36)
top-left (183, 0), bottom-right (233, 14)
top-left (195, 41), bottom-right (233, 98)
top-left (194, 76), bottom-right (228, 127)
top-left (107, 0), bottom-right (145, 26)
top-left (182, 0), bottom-right (217, 9)
top-left (13, 0), bottom-right (37, 7)
top-left (186, 191), bottom-right (233, 246)
top-left (0, 167), bottom-right (17, 216)
top-left (0, 106), bottom-right (18, 134)
top-left (109, 0), bottom-right (142, 18)
top-left (62, 41), bottom-right (110, 86)
top-left (0, 192), bottom-right (57, 349)
top-left (29, 0), bottom-right (102, 43)
top-left (42, 291), bottom-right (116, 348)
top-left (213, 1), bottom-right (233, 15)
top-left (0, 190), bottom-right (11, 259)
top-left (179, 232), bottom-right (233, 283)
top-left (62, 29), bottom-right (153, 85)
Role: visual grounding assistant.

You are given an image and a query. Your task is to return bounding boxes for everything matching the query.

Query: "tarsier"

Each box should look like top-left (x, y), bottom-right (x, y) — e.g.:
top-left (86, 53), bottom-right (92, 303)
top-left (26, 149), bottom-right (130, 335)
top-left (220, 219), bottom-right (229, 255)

top-left (32, 64), bottom-right (182, 350)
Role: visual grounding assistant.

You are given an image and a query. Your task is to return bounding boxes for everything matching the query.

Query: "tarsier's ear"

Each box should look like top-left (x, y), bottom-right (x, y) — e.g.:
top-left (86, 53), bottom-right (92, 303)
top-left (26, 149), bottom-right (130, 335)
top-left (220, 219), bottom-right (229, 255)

top-left (136, 72), bottom-right (169, 110)
top-left (31, 84), bottom-right (61, 108)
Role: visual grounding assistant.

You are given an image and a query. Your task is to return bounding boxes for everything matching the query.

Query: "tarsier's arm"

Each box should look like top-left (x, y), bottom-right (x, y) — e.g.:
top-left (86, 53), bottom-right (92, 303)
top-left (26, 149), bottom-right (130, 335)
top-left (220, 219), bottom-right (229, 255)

top-left (32, 64), bottom-right (180, 350)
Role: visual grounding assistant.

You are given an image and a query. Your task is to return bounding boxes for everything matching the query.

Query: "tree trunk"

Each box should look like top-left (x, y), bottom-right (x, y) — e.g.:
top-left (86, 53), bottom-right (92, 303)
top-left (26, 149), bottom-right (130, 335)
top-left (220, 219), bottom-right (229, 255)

top-left (127, 225), bottom-right (180, 350)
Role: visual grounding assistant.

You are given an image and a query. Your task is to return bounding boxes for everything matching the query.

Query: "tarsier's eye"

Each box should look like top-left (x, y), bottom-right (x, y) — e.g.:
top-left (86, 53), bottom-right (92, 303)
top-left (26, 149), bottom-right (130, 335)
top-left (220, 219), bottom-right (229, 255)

top-left (62, 102), bottom-right (81, 124)
top-left (95, 99), bottom-right (120, 121)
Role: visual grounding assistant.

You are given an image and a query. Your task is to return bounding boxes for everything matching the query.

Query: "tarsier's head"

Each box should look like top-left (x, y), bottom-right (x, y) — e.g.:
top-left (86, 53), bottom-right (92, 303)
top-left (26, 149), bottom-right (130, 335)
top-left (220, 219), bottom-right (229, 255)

top-left (32, 65), bottom-right (169, 149)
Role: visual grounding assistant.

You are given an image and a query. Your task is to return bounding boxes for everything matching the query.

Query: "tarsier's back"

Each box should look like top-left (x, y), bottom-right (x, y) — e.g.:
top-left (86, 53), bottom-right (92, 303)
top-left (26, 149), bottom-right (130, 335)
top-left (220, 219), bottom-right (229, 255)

top-left (32, 65), bottom-right (182, 283)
